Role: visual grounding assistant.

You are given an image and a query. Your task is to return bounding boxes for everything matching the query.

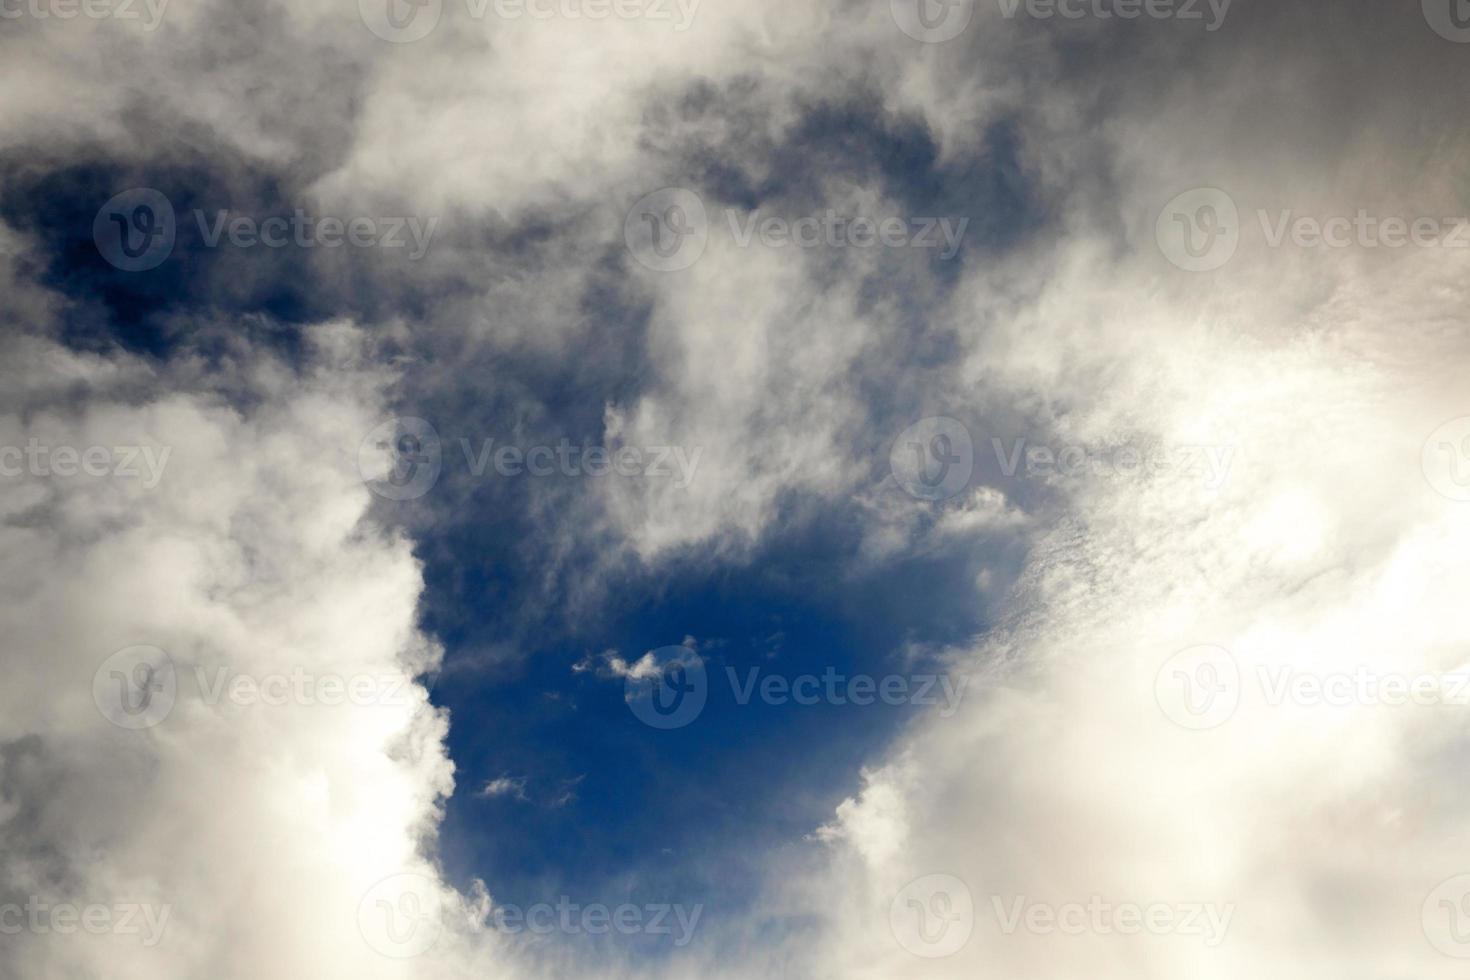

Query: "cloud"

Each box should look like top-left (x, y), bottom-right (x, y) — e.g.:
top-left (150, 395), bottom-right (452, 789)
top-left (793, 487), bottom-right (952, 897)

top-left (477, 776), bottom-right (529, 802)
top-left (0, 310), bottom-right (468, 979)
top-left (742, 8), bottom-right (1470, 977)
top-left (3, 0), bottom-right (1469, 978)
top-left (790, 245), bottom-right (1470, 976)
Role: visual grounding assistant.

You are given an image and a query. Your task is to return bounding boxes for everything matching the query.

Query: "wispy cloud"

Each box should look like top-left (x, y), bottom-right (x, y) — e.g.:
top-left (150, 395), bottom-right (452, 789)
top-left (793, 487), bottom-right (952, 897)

top-left (476, 776), bottom-right (530, 802)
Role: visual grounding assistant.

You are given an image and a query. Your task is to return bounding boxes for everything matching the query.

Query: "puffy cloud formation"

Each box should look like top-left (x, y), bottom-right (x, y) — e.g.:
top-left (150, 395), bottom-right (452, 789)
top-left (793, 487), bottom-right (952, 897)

top-left (797, 221), bottom-right (1470, 980)
top-left (0, 313), bottom-right (465, 978)
top-left (2, 0), bottom-right (1469, 977)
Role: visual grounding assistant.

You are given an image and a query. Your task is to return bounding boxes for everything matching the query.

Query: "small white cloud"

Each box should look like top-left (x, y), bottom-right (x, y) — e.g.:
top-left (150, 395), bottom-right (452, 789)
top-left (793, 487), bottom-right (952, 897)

top-left (476, 776), bottom-right (529, 802)
top-left (576, 648), bottom-right (678, 681)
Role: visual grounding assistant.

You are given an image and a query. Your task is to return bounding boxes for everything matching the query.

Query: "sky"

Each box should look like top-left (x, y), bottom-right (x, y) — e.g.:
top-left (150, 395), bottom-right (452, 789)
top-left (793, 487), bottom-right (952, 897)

top-left (3, 0), bottom-right (1470, 977)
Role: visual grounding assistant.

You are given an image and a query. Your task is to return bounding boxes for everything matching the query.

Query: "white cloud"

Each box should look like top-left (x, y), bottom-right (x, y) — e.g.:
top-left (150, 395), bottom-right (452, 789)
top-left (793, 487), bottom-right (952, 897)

top-left (4, 2), bottom-right (1470, 978)
top-left (477, 775), bottom-right (529, 801)
top-left (0, 316), bottom-right (475, 979)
